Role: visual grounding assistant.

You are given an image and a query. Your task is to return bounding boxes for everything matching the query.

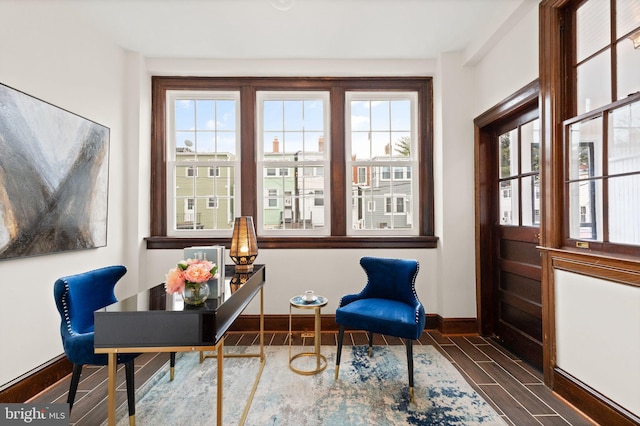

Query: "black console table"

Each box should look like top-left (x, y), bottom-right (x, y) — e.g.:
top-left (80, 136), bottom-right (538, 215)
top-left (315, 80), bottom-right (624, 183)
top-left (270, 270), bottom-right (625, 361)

top-left (94, 264), bottom-right (266, 426)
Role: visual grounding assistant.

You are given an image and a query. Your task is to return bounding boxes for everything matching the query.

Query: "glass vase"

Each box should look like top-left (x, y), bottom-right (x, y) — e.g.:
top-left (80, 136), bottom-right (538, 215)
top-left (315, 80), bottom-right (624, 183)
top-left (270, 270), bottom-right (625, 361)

top-left (182, 282), bottom-right (210, 305)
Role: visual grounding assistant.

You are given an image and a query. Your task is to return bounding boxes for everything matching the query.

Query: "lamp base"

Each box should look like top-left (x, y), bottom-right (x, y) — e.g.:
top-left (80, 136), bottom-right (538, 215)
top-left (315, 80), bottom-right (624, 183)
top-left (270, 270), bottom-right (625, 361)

top-left (234, 264), bottom-right (254, 272)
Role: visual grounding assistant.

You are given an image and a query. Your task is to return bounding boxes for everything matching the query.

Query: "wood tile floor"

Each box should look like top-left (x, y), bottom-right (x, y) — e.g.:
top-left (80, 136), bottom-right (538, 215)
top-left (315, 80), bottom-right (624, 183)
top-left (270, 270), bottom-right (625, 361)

top-left (29, 331), bottom-right (597, 425)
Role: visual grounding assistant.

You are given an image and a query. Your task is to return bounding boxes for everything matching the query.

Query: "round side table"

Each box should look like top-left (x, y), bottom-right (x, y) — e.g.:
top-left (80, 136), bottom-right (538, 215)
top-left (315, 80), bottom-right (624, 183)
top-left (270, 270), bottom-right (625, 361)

top-left (288, 294), bottom-right (328, 375)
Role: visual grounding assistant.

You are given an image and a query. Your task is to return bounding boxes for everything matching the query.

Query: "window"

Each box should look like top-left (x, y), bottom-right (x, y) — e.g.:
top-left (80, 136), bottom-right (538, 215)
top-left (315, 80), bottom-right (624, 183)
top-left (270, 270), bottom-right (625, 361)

top-left (149, 77), bottom-right (435, 249)
top-left (562, 0), bottom-right (640, 249)
top-left (267, 189), bottom-right (278, 208)
top-left (166, 90), bottom-right (240, 236)
top-left (346, 92), bottom-right (419, 235)
top-left (497, 115), bottom-right (541, 227)
top-left (257, 91), bottom-right (330, 235)
top-left (186, 166), bottom-right (198, 177)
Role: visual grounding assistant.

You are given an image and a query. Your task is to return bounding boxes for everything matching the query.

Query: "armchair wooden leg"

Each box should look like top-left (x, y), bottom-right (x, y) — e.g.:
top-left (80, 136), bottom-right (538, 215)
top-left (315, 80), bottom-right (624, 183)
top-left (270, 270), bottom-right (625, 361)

top-left (368, 331), bottom-right (374, 357)
top-left (125, 359), bottom-right (136, 425)
top-left (67, 364), bottom-right (83, 410)
top-left (335, 325), bottom-right (345, 380)
top-left (406, 339), bottom-right (414, 403)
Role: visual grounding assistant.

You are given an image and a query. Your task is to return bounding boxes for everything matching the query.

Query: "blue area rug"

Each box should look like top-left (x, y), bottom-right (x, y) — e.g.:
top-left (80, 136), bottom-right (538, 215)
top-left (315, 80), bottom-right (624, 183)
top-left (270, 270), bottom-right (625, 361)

top-left (114, 345), bottom-right (505, 425)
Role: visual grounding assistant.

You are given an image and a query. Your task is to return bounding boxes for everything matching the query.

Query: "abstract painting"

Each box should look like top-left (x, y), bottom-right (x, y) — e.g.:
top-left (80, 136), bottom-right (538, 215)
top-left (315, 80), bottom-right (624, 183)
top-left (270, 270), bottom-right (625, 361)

top-left (0, 83), bottom-right (109, 260)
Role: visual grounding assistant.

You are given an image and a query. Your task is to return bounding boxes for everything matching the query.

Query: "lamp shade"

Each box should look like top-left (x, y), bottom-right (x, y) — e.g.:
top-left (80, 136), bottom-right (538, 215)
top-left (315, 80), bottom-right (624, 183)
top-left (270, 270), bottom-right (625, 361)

top-left (229, 216), bottom-right (258, 272)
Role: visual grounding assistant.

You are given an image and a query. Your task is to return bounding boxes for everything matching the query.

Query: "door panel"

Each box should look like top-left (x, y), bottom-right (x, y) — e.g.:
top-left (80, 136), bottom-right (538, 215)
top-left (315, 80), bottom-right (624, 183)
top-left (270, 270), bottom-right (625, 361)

top-left (476, 97), bottom-right (543, 370)
top-left (493, 116), bottom-right (542, 368)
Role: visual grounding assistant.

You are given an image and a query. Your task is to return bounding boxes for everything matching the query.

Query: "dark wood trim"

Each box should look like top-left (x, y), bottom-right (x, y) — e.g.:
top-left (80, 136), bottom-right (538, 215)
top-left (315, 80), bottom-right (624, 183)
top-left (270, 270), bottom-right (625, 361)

top-left (149, 76), bottom-right (435, 249)
top-left (540, 0), bottom-right (572, 389)
top-left (145, 235), bottom-right (438, 250)
top-left (473, 80), bottom-right (540, 129)
top-left (0, 355), bottom-right (72, 403)
top-left (541, 246), bottom-right (640, 288)
top-left (230, 313), bottom-right (476, 336)
top-left (434, 316), bottom-right (478, 335)
top-left (553, 368), bottom-right (640, 426)
top-left (473, 80), bottom-right (541, 350)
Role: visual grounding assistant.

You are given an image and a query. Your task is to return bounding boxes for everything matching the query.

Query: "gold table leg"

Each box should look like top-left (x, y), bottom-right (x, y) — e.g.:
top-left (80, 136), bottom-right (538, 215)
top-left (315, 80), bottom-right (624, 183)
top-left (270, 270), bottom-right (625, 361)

top-left (289, 305), bottom-right (327, 375)
top-left (106, 353), bottom-right (117, 426)
top-left (217, 338), bottom-right (224, 426)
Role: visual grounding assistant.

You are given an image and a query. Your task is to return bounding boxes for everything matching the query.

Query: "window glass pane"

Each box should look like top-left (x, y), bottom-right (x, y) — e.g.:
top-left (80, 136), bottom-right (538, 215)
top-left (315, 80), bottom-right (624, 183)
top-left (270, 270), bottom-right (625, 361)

top-left (568, 179), bottom-right (602, 240)
top-left (216, 100), bottom-right (236, 131)
top-left (499, 128), bottom-right (518, 178)
top-left (175, 99), bottom-right (194, 130)
top-left (391, 100), bottom-right (411, 130)
top-left (350, 99), bottom-right (412, 161)
top-left (261, 165), bottom-right (326, 230)
top-left (351, 166), bottom-right (413, 231)
top-left (174, 98), bottom-right (237, 158)
top-left (521, 119), bottom-right (540, 174)
top-left (195, 100), bottom-right (214, 130)
top-left (609, 100), bottom-right (640, 175)
top-left (576, 0), bottom-right (610, 62)
top-left (569, 117), bottom-right (603, 180)
top-left (499, 179), bottom-right (518, 225)
top-left (263, 100), bottom-right (283, 131)
top-left (371, 100), bottom-right (390, 131)
top-left (616, 39), bottom-right (640, 100)
top-left (609, 174), bottom-right (640, 245)
top-left (284, 100), bottom-right (303, 131)
top-left (521, 175), bottom-right (540, 227)
top-left (168, 91), bottom-right (240, 235)
top-left (262, 97), bottom-right (326, 161)
top-left (616, 0), bottom-right (640, 38)
top-left (577, 50), bottom-right (611, 114)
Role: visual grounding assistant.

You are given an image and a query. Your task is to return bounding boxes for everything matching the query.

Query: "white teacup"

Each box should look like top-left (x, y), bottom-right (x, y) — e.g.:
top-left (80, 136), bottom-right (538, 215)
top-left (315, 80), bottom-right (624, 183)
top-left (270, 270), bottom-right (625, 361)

top-left (304, 290), bottom-right (315, 302)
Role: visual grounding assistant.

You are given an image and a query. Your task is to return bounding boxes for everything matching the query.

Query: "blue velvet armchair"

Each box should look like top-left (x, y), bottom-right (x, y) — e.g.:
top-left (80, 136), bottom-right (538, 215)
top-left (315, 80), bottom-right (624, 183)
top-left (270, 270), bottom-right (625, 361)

top-left (335, 257), bottom-right (425, 402)
top-left (53, 265), bottom-right (137, 422)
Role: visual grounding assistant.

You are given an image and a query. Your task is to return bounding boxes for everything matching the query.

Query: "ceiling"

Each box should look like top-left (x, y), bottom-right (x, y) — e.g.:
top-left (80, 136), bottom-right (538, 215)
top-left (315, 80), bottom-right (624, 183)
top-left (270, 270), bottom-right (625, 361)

top-left (50, 0), bottom-right (536, 61)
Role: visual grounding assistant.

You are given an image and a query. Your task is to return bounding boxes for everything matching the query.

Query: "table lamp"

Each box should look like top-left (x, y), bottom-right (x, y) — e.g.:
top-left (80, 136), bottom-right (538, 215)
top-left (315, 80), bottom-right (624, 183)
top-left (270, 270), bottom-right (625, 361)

top-left (229, 216), bottom-right (258, 272)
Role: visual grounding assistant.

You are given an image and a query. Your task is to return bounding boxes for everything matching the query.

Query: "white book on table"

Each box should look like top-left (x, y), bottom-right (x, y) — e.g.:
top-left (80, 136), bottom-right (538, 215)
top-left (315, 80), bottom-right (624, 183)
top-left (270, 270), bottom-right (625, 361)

top-left (183, 246), bottom-right (225, 298)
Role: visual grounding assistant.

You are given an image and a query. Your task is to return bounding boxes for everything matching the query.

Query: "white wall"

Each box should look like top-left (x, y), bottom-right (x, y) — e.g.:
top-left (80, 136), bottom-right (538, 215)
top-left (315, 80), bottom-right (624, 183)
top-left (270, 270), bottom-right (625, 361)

top-left (0, 3), bottom-right (133, 386)
top-left (555, 270), bottom-right (640, 417)
top-left (471, 3), bottom-right (540, 115)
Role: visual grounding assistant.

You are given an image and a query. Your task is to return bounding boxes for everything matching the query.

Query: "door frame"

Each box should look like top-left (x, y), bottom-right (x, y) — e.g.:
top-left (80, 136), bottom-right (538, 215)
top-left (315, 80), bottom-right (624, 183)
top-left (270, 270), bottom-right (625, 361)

top-left (474, 79), bottom-right (542, 356)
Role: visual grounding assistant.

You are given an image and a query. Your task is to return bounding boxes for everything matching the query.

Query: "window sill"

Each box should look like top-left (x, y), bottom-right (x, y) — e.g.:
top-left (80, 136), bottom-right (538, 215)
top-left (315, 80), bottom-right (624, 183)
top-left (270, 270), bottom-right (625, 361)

top-left (145, 235), bottom-right (439, 250)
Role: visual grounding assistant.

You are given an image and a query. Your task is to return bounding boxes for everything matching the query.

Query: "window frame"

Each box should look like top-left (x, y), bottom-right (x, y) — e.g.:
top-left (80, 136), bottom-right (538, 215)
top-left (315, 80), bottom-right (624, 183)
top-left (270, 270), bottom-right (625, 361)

top-left (147, 76), bottom-right (436, 249)
top-left (559, 0), bottom-right (640, 254)
top-left (165, 89), bottom-right (241, 237)
top-left (345, 91), bottom-right (419, 235)
top-left (256, 90), bottom-right (332, 237)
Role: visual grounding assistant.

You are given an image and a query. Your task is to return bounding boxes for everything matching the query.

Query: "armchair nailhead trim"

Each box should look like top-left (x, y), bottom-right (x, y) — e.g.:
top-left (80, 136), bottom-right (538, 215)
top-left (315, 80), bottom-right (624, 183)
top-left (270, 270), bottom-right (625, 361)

top-left (412, 262), bottom-right (421, 324)
top-left (61, 282), bottom-right (76, 336)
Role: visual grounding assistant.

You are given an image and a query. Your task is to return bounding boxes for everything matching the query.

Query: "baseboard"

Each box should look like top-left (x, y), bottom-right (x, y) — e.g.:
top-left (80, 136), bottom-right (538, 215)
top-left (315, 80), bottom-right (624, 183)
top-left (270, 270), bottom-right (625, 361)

top-left (229, 313), bottom-right (478, 335)
top-left (553, 367), bottom-right (639, 426)
top-left (4, 313), bottom-right (476, 403)
top-left (0, 355), bottom-right (72, 403)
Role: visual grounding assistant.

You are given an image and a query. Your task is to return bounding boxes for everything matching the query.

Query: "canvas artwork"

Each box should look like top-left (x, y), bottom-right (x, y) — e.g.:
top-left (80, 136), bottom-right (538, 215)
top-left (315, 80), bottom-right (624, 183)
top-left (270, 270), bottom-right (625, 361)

top-left (0, 83), bottom-right (110, 260)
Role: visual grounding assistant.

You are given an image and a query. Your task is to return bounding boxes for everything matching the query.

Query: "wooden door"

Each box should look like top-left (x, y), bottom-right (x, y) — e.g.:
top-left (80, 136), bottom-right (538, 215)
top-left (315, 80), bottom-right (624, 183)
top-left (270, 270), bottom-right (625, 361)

top-left (476, 95), bottom-right (543, 370)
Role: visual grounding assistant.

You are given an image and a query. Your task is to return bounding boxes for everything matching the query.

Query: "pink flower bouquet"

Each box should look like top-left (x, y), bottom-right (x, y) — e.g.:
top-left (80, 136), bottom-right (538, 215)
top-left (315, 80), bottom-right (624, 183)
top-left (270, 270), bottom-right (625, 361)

top-left (165, 258), bottom-right (219, 295)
